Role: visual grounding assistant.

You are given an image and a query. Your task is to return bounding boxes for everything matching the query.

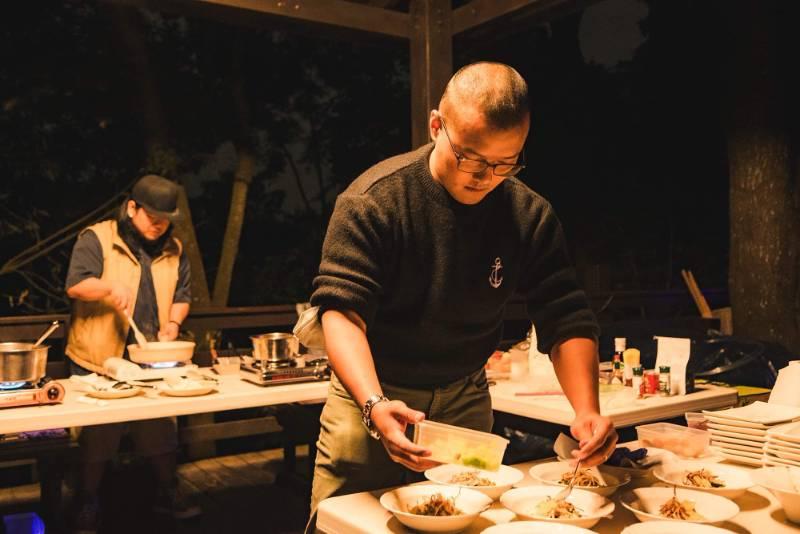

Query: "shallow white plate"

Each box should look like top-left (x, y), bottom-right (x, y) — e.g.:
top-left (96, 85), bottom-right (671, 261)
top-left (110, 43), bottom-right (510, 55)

top-left (709, 445), bottom-right (762, 460)
top-left (703, 414), bottom-right (769, 429)
top-left (764, 454), bottom-right (800, 468)
top-left (85, 387), bottom-right (142, 399)
top-left (424, 464), bottom-right (524, 501)
top-left (707, 422), bottom-right (767, 437)
top-left (765, 446), bottom-right (800, 462)
top-left (528, 460), bottom-right (630, 497)
top-left (653, 460), bottom-right (753, 499)
top-left (712, 449), bottom-right (764, 467)
top-left (158, 381), bottom-right (216, 397)
top-left (482, 522), bottom-right (596, 533)
top-left (751, 466), bottom-right (800, 523)
top-left (621, 521), bottom-right (737, 533)
top-left (704, 402), bottom-right (800, 425)
top-left (768, 421), bottom-right (800, 444)
top-left (620, 486), bottom-right (739, 523)
top-left (499, 485), bottom-right (614, 530)
top-left (379, 484), bottom-right (491, 533)
top-left (711, 441), bottom-right (763, 454)
top-left (709, 433), bottom-right (767, 448)
top-left (709, 428), bottom-right (767, 442)
top-left (765, 440), bottom-right (800, 453)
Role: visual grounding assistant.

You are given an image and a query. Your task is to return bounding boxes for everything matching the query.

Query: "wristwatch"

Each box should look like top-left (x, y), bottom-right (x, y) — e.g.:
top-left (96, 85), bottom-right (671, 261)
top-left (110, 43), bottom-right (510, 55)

top-left (361, 394), bottom-right (389, 440)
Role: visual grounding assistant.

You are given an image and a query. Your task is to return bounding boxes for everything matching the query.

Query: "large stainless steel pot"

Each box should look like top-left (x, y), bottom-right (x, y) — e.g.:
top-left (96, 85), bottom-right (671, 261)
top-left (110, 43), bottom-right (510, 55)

top-left (250, 333), bottom-right (299, 366)
top-left (0, 342), bottom-right (48, 383)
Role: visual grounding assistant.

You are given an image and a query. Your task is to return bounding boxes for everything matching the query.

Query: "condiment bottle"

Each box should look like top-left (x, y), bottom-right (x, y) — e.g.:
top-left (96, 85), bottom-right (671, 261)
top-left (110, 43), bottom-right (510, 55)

top-left (659, 365), bottom-right (671, 396)
top-left (632, 365), bottom-right (644, 397)
top-left (622, 348), bottom-right (640, 387)
top-left (612, 337), bottom-right (626, 384)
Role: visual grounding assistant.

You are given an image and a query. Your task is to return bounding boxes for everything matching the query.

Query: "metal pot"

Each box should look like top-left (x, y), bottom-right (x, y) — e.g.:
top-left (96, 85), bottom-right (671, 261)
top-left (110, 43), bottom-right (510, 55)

top-left (0, 342), bottom-right (48, 383)
top-left (250, 333), bottom-right (299, 366)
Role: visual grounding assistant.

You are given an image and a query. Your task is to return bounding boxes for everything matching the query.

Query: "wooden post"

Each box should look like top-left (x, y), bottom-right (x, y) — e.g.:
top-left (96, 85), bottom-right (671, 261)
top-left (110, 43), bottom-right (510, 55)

top-left (409, 0), bottom-right (452, 148)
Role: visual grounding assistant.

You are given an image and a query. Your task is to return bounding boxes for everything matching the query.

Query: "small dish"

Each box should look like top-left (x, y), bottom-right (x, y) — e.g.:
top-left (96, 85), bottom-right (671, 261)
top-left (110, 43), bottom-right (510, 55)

top-left (85, 387), bottom-right (143, 399)
top-left (710, 440), bottom-right (763, 454)
top-left (703, 402), bottom-right (800, 426)
top-left (529, 460), bottom-right (630, 497)
top-left (482, 521), bottom-right (596, 533)
top-left (709, 445), bottom-right (762, 460)
top-left (653, 460), bottom-right (754, 498)
top-left (768, 421), bottom-right (800, 444)
top-left (379, 484), bottom-right (491, 533)
top-left (621, 521), bottom-right (738, 533)
top-left (499, 485), bottom-right (614, 530)
top-left (703, 414), bottom-right (769, 429)
top-left (751, 466), bottom-right (800, 523)
top-left (708, 433), bottom-right (766, 448)
top-left (709, 428), bottom-right (767, 442)
top-left (712, 449), bottom-right (764, 467)
top-left (158, 378), bottom-right (216, 397)
top-left (424, 463), bottom-right (523, 501)
top-left (707, 422), bottom-right (767, 437)
top-left (620, 486), bottom-right (739, 524)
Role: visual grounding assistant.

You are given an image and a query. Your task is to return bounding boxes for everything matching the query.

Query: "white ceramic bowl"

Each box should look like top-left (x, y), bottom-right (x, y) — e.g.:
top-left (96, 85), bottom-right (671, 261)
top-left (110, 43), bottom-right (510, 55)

top-left (499, 485), bottom-right (614, 529)
top-left (529, 460), bottom-right (631, 497)
top-left (621, 521), bottom-right (739, 533)
top-left (653, 460), bottom-right (754, 499)
top-left (750, 466), bottom-right (800, 523)
top-left (127, 340), bottom-right (195, 363)
top-left (620, 487), bottom-right (739, 524)
top-left (482, 521), bottom-right (596, 533)
top-left (424, 464), bottom-right (524, 501)
top-left (379, 484), bottom-right (492, 533)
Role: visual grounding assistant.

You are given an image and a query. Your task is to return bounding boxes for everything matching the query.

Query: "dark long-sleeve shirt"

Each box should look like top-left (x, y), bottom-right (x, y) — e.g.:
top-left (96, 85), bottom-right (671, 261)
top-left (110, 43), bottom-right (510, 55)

top-left (311, 143), bottom-right (599, 387)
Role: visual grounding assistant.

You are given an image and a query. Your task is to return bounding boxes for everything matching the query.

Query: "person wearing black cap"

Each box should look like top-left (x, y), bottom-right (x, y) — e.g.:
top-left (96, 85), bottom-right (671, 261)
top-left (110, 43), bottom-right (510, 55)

top-left (65, 174), bottom-right (198, 532)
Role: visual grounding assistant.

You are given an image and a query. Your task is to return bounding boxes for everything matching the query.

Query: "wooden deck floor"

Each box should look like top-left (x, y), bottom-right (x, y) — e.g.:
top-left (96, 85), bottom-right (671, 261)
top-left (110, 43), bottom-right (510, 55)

top-left (0, 447), bottom-right (313, 534)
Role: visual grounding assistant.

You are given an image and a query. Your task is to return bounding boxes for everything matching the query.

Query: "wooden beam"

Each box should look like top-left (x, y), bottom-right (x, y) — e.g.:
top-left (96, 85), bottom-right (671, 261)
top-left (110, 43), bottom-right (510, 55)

top-left (453, 0), bottom-right (578, 35)
top-left (116, 0), bottom-right (413, 39)
top-left (409, 0), bottom-right (452, 148)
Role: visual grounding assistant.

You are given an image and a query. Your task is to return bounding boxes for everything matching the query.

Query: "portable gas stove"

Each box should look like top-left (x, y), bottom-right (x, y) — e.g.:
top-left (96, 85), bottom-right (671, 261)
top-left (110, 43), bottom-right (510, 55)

top-left (0, 377), bottom-right (65, 409)
top-left (240, 357), bottom-right (330, 386)
top-left (103, 357), bottom-right (198, 382)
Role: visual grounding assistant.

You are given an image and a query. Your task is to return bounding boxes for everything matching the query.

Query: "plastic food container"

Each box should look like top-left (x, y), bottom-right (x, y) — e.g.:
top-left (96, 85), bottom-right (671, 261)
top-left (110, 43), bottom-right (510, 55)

top-left (413, 420), bottom-right (508, 471)
top-left (636, 422), bottom-right (710, 458)
top-left (684, 411), bottom-right (708, 430)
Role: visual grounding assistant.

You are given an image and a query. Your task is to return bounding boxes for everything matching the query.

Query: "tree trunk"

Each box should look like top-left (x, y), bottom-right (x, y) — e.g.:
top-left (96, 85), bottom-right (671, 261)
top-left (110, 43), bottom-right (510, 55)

top-left (725, 1), bottom-right (800, 353)
top-left (212, 148), bottom-right (254, 306)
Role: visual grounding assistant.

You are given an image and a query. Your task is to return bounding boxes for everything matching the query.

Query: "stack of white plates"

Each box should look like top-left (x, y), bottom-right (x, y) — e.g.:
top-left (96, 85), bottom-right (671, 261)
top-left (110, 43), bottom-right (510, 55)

top-left (703, 401), bottom-right (800, 466)
top-left (765, 421), bottom-right (800, 467)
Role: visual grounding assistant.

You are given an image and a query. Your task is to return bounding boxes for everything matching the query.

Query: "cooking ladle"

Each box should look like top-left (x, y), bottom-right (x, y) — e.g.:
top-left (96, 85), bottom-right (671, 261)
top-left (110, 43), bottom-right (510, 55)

top-left (34, 320), bottom-right (61, 347)
top-left (126, 313), bottom-right (149, 348)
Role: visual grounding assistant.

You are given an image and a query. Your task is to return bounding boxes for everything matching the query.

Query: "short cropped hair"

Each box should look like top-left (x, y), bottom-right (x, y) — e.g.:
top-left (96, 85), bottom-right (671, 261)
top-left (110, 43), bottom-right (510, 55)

top-left (440, 62), bottom-right (529, 130)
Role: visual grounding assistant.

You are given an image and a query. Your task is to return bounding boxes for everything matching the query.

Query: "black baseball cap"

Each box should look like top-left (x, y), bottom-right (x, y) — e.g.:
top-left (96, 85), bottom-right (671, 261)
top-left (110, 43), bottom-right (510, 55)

top-left (130, 175), bottom-right (180, 221)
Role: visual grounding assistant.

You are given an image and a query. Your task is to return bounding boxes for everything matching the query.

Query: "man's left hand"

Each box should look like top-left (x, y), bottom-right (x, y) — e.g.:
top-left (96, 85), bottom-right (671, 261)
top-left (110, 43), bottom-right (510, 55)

top-left (569, 412), bottom-right (617, 467)
top-left (158, 322), bottom-right (180, 341)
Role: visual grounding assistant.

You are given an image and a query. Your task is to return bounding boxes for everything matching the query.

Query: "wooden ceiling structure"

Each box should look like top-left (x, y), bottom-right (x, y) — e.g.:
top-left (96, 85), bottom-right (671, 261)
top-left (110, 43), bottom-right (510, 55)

top-left (112, 0), bottom-right (595, 147)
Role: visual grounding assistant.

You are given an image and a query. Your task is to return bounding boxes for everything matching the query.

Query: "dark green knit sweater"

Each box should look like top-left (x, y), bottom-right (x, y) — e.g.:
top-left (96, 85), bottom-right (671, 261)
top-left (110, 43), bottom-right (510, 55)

top-left (311, 143), bottom-right (599, 387)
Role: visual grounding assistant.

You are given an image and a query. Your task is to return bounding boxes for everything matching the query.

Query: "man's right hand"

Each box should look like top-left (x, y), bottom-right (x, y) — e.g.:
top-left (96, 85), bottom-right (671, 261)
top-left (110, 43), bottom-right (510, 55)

top-left (370, 400), bottom-right (439, 472)
top-left (107, 281), bottom-right (133, 314)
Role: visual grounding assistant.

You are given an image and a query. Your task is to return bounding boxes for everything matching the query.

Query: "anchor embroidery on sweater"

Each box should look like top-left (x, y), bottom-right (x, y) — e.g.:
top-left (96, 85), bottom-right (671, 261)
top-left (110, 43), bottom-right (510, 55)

top-left (489, 257), bottom-right (503, 288)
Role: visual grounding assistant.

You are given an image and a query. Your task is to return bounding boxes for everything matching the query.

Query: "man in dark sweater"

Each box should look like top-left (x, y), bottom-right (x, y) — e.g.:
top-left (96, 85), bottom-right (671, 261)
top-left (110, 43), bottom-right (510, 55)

top-left (309, 62), bottom-right (617, 512)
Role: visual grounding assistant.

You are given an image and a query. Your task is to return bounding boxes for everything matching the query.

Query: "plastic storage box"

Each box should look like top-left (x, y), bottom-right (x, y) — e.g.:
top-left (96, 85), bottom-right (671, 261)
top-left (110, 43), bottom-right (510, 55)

top-left (636, 422), bottom-right (710, 458)
top-left (413, 420), bottom-right (508, 471)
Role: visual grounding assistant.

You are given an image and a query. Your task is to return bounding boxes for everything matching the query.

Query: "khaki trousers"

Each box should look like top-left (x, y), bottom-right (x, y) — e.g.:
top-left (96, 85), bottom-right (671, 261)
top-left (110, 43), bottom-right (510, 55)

top-left (310, 368), bottom-right (493, 515)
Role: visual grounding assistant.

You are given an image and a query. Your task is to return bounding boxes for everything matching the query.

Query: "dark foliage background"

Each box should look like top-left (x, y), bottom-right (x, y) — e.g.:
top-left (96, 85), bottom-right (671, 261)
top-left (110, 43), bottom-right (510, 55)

top-left (0, 0), bottom-right (729, 315)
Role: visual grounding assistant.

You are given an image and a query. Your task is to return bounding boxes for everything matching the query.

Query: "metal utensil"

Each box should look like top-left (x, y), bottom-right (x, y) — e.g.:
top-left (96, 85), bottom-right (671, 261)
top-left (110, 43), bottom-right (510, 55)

top-left (553, 460), bottom-right (581, 502)
top-left (126, 314), bottom-right (149, 348)
top-left (33, 321), bottom-right (61, 347)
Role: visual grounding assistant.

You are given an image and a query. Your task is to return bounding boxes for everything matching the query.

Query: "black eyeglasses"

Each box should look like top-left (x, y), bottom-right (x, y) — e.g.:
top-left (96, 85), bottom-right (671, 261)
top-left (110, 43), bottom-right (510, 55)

top-left (438, 114), bottom-right (526, 177)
